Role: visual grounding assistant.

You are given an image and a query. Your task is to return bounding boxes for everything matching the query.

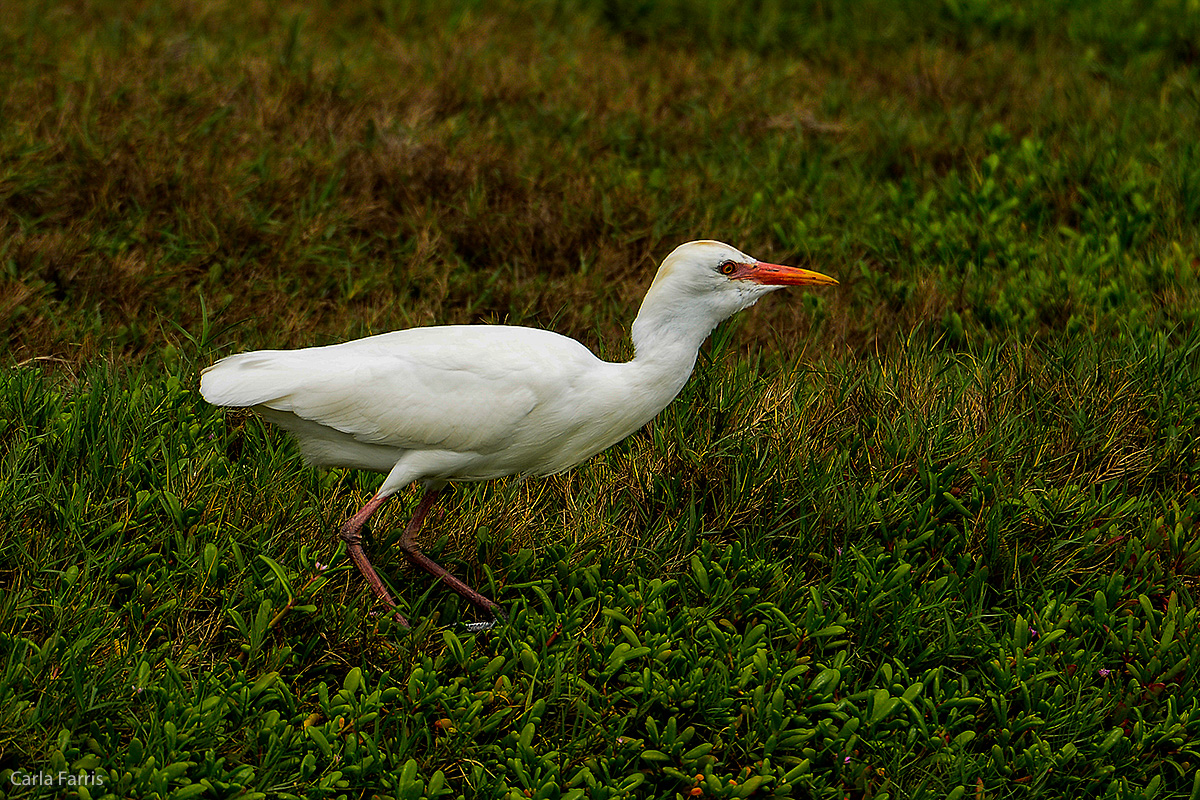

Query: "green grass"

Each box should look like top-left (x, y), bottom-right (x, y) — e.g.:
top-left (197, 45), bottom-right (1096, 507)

top-left (3, 1), bottom-right (1200, 798)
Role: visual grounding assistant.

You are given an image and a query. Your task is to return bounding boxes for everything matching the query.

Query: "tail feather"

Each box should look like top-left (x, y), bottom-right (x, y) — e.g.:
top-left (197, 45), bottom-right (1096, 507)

top-left (199, 351), bottom-right (310, 408)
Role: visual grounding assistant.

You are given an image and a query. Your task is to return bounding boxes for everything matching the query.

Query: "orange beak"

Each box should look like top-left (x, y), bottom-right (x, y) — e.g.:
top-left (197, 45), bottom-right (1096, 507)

top-left (731, 261), bottom-right (839, 287)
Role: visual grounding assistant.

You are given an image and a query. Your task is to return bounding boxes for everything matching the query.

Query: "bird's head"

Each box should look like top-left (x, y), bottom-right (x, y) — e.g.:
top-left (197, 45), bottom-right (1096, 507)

top-left (637, 240), bottom-right (838, 328)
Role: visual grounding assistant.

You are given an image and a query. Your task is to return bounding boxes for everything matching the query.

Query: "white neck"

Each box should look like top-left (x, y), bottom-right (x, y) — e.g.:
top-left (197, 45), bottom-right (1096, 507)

top-left (613, 296), bottom-right (723, 415)
top-left (630, 303), bottom-right (719, 367)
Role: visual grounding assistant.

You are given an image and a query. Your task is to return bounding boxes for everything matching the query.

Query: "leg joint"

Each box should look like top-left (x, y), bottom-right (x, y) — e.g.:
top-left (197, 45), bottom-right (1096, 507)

top-left (339, 521), bottom-right (362, 546)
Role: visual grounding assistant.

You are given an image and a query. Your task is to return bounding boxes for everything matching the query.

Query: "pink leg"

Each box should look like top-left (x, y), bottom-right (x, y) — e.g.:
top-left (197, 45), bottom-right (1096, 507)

top-left (339, 488), bottom-right (502, 625)
top-left (339, 493), bottom-right (409, 626)
top-left (397, 488), bottom-right (500, 613)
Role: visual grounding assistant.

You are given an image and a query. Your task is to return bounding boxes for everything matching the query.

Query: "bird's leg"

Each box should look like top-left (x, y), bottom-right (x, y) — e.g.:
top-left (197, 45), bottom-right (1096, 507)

top-left (399, 487), bottom-right (502, 615)
top-left (339, 493), bottom-right (410, 626)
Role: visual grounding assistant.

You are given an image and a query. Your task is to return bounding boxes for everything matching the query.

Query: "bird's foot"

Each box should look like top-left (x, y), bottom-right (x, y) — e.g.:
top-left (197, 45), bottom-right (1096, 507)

top-left (460, 604), bottom-right (508, 634)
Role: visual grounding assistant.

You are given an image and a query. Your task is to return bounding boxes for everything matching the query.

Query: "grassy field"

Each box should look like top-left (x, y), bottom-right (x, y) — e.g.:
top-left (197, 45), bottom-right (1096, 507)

top-left (3, 0), bottom-right (1200, 797)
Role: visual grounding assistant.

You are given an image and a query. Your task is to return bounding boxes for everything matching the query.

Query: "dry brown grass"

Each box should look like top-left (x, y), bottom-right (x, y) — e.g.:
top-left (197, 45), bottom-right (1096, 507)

top-left (8, 0), bottom-right (1189, 369)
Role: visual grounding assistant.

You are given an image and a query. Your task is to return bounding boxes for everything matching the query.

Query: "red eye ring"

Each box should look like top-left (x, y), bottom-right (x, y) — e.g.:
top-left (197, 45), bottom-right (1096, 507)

top-left (719, 260), bottom-right (737, 276)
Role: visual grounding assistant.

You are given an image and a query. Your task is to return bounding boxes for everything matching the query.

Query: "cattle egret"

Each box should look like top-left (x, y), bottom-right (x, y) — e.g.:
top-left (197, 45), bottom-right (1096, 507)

top-left (200, 240), bottom-right (837, 627)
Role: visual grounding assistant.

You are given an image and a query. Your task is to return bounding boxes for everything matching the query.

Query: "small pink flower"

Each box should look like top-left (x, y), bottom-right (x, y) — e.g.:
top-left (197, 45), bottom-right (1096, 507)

top-left (1099, 668), bottom-right (1112, 678)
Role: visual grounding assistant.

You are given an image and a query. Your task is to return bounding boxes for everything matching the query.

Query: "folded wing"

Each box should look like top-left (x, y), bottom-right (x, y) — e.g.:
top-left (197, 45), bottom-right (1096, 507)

top-left (199, 325), bottom-right (600, 457)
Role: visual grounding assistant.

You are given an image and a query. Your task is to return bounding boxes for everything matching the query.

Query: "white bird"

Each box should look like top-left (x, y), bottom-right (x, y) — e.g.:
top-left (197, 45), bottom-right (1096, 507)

top-left (200, 240), bottom-right (837, 627)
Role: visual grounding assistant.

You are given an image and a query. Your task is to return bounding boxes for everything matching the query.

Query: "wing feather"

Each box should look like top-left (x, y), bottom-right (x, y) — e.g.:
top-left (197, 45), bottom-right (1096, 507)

top-left (200, 325), bottom-right (600, 456)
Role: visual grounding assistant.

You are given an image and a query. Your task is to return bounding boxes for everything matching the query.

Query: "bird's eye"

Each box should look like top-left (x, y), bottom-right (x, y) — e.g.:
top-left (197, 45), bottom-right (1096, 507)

top-left (719, 260), bottom-right (737, 276)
